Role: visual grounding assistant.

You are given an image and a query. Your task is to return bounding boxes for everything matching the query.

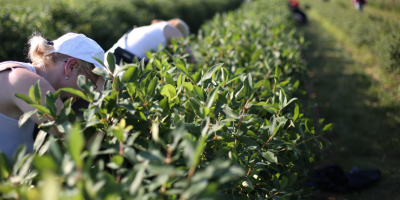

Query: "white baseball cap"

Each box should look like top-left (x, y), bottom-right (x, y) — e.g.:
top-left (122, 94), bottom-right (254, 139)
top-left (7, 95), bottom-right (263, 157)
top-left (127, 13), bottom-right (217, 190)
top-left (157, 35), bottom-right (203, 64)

top-left (46, 33), bottom-right (105, 69)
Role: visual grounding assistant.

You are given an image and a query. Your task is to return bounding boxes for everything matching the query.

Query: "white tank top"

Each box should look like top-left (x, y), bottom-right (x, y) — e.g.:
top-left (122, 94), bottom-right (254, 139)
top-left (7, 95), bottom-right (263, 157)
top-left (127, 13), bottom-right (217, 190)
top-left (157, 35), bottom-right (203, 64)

top-left (106, 21), bottom-right (168, 61)
top-left (0, 61), bottom-right (36, 161)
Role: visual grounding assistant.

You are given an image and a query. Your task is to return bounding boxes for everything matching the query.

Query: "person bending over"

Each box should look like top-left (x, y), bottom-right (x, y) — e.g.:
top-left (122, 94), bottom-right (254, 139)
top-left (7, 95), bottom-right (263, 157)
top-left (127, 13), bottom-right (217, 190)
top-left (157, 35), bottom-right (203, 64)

top-left (106, 18), bottom-right (196, 66)
top-left (0, 32), bottom-right (105, 161)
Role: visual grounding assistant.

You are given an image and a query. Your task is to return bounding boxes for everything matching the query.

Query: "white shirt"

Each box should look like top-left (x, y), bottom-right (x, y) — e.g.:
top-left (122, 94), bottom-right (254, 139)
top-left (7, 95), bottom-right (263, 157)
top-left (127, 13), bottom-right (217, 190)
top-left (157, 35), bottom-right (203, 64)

top-left (106, 21), bottom-right (169, 61)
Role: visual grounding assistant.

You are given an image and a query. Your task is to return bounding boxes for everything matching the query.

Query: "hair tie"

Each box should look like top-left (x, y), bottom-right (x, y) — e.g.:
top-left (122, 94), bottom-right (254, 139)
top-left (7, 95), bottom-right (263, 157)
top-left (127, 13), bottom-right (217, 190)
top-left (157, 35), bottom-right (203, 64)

top-left (47, 41), bottom-right (54, 46)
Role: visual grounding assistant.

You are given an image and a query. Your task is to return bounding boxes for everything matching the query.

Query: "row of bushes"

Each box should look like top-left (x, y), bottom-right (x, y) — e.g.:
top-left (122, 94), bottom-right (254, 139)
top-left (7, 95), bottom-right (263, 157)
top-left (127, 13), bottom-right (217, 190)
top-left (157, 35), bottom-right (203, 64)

top-left (0, 0), bottom-right (331, 199)
top-left (302, 0), bottom-right (400, 73)
top-left (368, 0), bottom-right (400, 13)
top-left (0, 0), bottom-right (242, 61)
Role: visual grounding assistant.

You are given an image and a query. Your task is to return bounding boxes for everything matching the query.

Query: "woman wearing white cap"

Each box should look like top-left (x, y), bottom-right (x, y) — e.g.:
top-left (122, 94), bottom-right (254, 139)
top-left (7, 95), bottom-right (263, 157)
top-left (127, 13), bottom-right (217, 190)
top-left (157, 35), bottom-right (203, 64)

top-left (106, 18), bottom-right (196, 65)
top-left (0, 32), bottom-right (105, 161)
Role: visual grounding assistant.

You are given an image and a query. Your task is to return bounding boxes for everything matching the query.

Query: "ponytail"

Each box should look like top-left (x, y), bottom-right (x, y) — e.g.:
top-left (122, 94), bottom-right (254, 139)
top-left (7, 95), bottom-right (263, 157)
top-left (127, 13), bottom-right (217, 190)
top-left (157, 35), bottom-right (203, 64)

top-left (28, 33), bottom-right (53, 64)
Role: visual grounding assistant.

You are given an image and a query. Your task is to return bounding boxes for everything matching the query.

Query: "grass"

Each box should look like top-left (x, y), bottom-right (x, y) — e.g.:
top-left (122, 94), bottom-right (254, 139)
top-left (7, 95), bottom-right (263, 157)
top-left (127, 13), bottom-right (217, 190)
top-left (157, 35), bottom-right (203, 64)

top-left (299, 9), bottom-right (400, 200)
top-left (368, 0), bottom-right (400, 13)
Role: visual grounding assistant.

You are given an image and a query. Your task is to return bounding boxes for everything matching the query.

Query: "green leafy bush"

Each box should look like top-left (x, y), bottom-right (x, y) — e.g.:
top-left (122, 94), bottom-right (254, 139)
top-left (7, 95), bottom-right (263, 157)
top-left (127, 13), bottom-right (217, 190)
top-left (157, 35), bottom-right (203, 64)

top-left (302, 0), bottom-right (400, 73)
top-left (0, 0), bottom-right (331, 199)
top-left (0, 0), bottom-right (242, 61)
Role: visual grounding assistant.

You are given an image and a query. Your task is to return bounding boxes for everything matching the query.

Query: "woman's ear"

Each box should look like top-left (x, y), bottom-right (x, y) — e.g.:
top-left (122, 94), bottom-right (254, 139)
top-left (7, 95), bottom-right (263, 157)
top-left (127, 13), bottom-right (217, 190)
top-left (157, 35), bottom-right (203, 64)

top-left (64, 58), bottom-right (80, 77)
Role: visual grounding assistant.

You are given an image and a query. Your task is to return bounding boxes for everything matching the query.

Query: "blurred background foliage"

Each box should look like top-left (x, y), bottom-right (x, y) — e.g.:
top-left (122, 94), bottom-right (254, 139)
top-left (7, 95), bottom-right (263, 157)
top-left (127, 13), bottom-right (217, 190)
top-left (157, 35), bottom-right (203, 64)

top-left (0, 0), bottom-right (242, 61)
top-left (301, 0), bottom-right (400, 73)
top-left (368, 0), bottom-right (400, 13)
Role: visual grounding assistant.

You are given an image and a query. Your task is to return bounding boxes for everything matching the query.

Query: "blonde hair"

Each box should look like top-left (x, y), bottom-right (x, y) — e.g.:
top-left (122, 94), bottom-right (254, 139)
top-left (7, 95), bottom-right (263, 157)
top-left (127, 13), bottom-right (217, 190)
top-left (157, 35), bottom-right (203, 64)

top-left (28, 34), bottom-right (95, 72)
top-left (167, 18), bottom-right (190, 38)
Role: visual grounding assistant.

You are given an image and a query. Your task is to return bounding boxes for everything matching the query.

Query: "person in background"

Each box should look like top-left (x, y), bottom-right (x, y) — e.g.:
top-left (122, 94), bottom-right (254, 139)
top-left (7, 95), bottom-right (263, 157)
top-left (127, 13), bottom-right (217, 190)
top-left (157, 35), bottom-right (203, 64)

top-left (105, 18), bottom-right (196, 67)
top-left (353, 0), bottom-right (367, 11)
top-left (288, 0), bottom-right (300, 12)
top-left (0, 32), bottom-right (104, 161)
top-left (287, 0), bottom-right (308, 24)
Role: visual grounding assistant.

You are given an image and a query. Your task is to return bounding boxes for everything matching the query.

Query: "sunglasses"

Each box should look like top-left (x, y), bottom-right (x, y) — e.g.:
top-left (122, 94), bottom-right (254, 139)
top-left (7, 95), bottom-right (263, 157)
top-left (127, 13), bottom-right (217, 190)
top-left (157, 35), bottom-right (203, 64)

top-left (65, 59), bottom-right (98, 90)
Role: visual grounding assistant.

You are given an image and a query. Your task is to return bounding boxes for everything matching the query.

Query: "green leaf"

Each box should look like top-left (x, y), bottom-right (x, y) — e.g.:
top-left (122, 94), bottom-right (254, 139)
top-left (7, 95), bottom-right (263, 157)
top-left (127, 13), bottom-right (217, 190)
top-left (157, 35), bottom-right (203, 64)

top-left (45, 91), bottom-right (57, 117)
top-left (112, 126), bottom-right (124, 143)
top-left (0, 153), bottom-right (11, 179)
top-left (243, 76), bottom-right (252, 99)
top-left (305, 119), bottom-right (315, 134)
top-left (19, 110), bottom-right (36, 127)
top-left (165, 73), bottom-right (174, 85)
top-left (175, 60), bottom-right (195, 83)
top-left (229, 150), bottom-right (238, 164)
top-left (264, 79), bottom-right (271, 91)
top-left (56, 99), bottom-right (71, 124)
top-left (30, 104), bottom-right (51, 114)
top-left (193, 85), bottom-right (205, 101)
top-left (154, 59), bottom-right (162, 70)
top-left (33, 155), bottom-right (58, 172)
top-left (160, 84), bottom-right (176, 101)
top-left (209, 119), bottom-right (232, 134)
top-left (280, 176), bottom-right (289, 190)
top-left (285, 98), bottom-right (297, 107)
top-left (225, 74), bottom-right (244, 85)
top-left (322, 123), bottom-right (334, 133)
top-left (129, 160), bottom-right (149, 195)
top-left (33, 130), bottom-right (47, 152)
top-left (217, 146), bottom-right (231, 158)
top-left (201, 63), bottom-right (224, 81)
top-left (68, 123), bottom-right (85, 168)
top-left (14, 93), bottom-right (33, 105)
top-left (290, 173), bottom-right (297, 184)
top-left (53, 90), bottom-right (61, 101)
top-left (29, 86), bottom-right (35, 103)
top-left (112, 155), bottom-right (124, 166)
top-left (293, 103), bottom-right (299, 121)
top-left (253, 102), bottom-right (268, 106)
top-left (253, 80), bottom-right (265, 90)
top-left (250, 80), bottom-right (264, 98)
top-left (121, 66), bottom-right (139, 83)
top-left (93, 57), bottom-right (106, 68)
top-left (221, 67), bottom-right (230, 83)
top-left (126, 83), bottom-right (136, 98)
top-left (93, 67), bottom-right (112, 80)
top-left (223, 105), bottom-right (240, 119)
top-left (189, 97), bottom-right (204, 118)
top-left (206, 87), bottom-right (219, 108)
top-left (274, 66), bottom-right (281, 82)
top-left (107, 52), bottom-right (116, 74)
top-left (183, 82), bottom-right (193, 92)
top-left (83, 108), bottom-right (98, 121)
top-left (177, 73), bottom-right (183, 89)
top-left (34, 80), bottom-right (42, 104)
top-left (159, 97), bottom-right (169, 111)
top-left (147, 76), bottom-right (158, 98)
top-left (261, 151), bottom-right (277, 163)
top-left (58, 88), bottom-right (88, 102)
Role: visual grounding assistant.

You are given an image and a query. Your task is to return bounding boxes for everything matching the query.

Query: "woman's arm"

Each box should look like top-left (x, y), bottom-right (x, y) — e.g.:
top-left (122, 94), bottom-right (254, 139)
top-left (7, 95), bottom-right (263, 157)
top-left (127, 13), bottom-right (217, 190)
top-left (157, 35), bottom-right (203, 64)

top-left (9, 68), bottom-right (65, 136)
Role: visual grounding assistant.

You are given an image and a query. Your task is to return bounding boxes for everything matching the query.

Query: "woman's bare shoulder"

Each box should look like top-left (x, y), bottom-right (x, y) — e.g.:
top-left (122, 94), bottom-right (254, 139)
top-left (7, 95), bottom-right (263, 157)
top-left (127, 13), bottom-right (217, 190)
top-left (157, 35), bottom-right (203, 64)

top-left (3, 66), bottom-right (54, 96)
top-left (6, 67), bottom-right (43, 85)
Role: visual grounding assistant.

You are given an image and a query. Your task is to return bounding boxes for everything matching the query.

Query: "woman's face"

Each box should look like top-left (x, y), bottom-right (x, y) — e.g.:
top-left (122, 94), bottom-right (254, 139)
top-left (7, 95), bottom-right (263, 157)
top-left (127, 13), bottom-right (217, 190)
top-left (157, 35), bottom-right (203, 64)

top-left (50, 58), bottom-right (99, 102)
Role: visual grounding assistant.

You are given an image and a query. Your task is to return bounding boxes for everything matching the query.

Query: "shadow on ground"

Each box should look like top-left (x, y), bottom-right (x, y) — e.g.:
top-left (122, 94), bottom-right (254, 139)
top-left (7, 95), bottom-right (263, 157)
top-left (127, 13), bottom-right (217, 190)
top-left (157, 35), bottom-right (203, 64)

top-left (299, 19), bottom-right (400, 200)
